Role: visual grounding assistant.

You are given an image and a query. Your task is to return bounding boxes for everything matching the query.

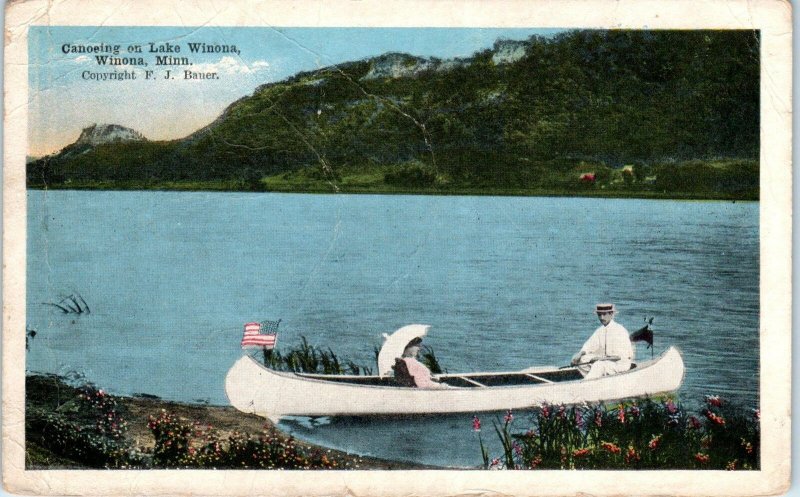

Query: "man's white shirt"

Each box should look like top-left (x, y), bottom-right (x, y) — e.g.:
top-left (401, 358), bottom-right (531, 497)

top-left (579, 319), bottom-right (633, 378)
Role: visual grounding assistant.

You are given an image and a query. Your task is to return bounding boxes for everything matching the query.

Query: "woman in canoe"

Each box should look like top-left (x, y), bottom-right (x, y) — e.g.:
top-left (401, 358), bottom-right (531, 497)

top-left (394, 337), bottom-right (450, 388)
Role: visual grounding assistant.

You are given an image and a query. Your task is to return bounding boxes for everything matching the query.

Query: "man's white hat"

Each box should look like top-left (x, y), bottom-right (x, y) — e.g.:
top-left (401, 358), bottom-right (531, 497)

top-left (595, 303), bottom-right (616, 314)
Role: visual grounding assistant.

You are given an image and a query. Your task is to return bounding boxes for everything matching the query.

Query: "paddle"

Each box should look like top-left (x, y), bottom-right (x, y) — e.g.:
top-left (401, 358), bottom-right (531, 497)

top-left (564, 316), bottom-right (656, 369)
top-left (561, 355), bottom-right (621, 369)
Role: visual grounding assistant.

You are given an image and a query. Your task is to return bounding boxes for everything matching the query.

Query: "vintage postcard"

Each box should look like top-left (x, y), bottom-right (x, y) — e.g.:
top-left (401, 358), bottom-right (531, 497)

top-left (2, 0), bottom-right (792, 495)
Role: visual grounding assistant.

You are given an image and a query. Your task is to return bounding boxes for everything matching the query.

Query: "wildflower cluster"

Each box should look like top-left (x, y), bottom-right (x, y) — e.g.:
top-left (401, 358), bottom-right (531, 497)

top-left (77, 386), bottom-right (128, 440)
top-left (474, 396), bottom-right (759, 470)
top-left (145, 412), bottom-right (340, 469)
top-left (26, 383), bottom-right (137, 468)
top-left (147, 410), bottom-right (194, 467)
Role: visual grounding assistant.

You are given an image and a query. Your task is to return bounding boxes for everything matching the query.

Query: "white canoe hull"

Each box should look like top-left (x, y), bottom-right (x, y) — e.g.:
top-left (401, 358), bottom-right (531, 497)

top-left (225, 347), bottom-right (684, 421)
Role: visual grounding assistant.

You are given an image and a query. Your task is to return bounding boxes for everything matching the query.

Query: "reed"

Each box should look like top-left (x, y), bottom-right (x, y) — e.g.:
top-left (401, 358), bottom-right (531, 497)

top-left (266, 336), bottom-right (374, 375)
top-left (475, 396), bottom-right (759, 470)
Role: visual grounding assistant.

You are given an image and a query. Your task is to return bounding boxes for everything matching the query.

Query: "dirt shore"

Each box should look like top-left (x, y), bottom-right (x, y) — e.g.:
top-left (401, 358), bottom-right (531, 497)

top-left (122, 396), bottom-right (433, 469)
top-left (25, 372), bottom-right (435, 470)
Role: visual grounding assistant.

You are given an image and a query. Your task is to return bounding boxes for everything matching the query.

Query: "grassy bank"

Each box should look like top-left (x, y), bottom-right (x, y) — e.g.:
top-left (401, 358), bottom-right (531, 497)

top-left (26, 372), bottom-right (760, 471)
top-left (27, 158), bottom-right (759, 201)
top-left (25, 373), bottom-right (427, 470)
top-left (27, 182), bottom-right (757, 201)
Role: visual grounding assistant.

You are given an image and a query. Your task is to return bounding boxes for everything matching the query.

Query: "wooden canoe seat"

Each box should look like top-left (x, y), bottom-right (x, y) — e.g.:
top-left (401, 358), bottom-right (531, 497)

top-left (392, 358), bottom-right (417, 387)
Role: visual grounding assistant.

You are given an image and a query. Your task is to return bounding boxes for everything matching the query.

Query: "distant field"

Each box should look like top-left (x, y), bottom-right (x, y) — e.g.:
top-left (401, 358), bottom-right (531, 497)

top-left (32, 159), bottom-right (759, 201)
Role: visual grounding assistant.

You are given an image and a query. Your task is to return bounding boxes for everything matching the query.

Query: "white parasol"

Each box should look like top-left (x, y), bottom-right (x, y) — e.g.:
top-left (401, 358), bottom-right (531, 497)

top-left (376, 324), bottom-right (430, 377)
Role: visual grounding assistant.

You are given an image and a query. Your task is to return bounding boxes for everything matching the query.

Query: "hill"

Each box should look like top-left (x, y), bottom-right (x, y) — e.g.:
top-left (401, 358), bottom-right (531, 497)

top-left (28, 30), bottom-right (759, 199)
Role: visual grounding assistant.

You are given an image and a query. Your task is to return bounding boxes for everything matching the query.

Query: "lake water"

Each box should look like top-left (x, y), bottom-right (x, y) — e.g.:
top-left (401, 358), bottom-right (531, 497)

top-left (26, 190), bottom-right (759, 467)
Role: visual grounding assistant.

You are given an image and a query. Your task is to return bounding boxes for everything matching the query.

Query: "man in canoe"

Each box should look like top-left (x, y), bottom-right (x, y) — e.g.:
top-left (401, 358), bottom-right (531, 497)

top-left (571, 303), bottom-right (633, 379)
top-left (394, 337), bottom-right (450, 388)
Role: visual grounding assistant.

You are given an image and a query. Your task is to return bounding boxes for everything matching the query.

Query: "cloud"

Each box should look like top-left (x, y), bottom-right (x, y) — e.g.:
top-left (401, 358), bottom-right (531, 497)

top-left (191, 57), bottom-right (270, 75)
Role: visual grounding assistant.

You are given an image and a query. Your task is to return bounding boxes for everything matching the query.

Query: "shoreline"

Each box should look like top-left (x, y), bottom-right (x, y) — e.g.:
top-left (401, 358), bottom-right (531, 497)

top-left (25, 184), bottom-right (758, 202)
top-left (25, 373), bottom-right (439, 470)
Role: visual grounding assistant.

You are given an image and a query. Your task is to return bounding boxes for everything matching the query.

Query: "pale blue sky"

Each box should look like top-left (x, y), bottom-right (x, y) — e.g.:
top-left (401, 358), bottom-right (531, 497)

top-left (29, 26), bottom-right (562, 155)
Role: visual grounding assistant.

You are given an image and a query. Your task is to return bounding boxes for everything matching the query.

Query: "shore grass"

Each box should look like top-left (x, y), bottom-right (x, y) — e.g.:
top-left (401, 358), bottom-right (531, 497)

top-left (26, 372), bottom-right (759, 470)
top-left (474, 398), bottom-right (759, 470)
top-left (27, 160), bottom-right (758, 201)
top-left (25, 373), bottom-right (427, 470)
top-left (28, 180), bottom-right (758, 201)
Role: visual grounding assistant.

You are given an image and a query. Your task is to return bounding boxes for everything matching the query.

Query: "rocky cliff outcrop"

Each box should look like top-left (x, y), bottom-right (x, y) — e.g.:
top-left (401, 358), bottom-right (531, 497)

top-left (491, 39), bottom-right (528, 65)
top-left (74, 124), bottom-right (146, 147)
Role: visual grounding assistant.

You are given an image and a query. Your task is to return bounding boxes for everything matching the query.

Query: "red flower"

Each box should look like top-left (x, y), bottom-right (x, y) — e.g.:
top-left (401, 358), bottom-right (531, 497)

top-left (688, 416), bottom-right (702, 430)
top-left (694, 453), bottom-right (710, 464)
top-left (572, 448), bottom-right (591, 458)
top-left (704, 410), bottom-right (726, 426)
top-left (648, 435), bottom-right (662, 450)
top-left (600, 441), bottom-right (621, 454)
top-left (472, 416), bottom-right (481, 432)
top-left (594, 410), bottom-right (603, 427)
top-left (726, 460), bottom-right (738, 471)
top-left (705, 395), bottom-right (723, 407)
top-left (625, 446), bottom-right (640, 463)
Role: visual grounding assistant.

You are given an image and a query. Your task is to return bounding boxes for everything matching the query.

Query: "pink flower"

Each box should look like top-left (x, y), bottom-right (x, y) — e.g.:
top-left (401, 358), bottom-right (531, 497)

top-left (617, 404), bottom-right (626, 424)
top-left (754, 409), bottom-right (760, 421)
top-left (664, 399), bottom-right (678, 414)
top-left (472, 416), bottom-right (481, 432)
top-left (541, 404), bottom-right (550, 419)
top-left (504, 410), bottom-right (514, 424)
top-left (574, 411), bottom-right (584, 429)
top-left (688, 416), bottom-right (702, 430)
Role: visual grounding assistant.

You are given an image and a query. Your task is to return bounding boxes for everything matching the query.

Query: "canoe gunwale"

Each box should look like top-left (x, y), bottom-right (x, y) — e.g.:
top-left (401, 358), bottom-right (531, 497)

top-left (225, 347), bottom-right (685, 418)
top-left (241, 347), bottom-right (678, 391)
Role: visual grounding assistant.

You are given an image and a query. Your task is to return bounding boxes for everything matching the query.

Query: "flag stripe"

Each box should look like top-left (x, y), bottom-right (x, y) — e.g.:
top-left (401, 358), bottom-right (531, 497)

top-left (241, 320), bottom-right (279, 349)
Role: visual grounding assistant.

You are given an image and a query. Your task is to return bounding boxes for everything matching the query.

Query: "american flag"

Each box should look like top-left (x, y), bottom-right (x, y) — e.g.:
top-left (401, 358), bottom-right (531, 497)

top-left (241, 319), bottom-right (280, 349)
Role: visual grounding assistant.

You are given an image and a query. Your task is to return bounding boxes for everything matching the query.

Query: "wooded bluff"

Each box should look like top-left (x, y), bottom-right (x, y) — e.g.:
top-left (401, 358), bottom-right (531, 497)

top-left (28, 30), bottom-right (759, 199)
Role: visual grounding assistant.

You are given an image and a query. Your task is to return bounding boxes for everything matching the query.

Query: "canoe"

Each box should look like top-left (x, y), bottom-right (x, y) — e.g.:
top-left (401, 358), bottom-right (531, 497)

top-left (225, 346), bottom-right (684, 422)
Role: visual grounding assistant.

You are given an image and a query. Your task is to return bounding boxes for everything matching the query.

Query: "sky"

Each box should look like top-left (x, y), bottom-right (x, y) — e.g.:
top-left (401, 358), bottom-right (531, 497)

top-left (28, 26), bottom-right (563, 156)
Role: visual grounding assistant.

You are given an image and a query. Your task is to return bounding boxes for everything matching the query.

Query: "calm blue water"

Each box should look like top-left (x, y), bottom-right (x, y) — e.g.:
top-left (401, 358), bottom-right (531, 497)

top-left (26, 191), bottom-right (759, 467)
